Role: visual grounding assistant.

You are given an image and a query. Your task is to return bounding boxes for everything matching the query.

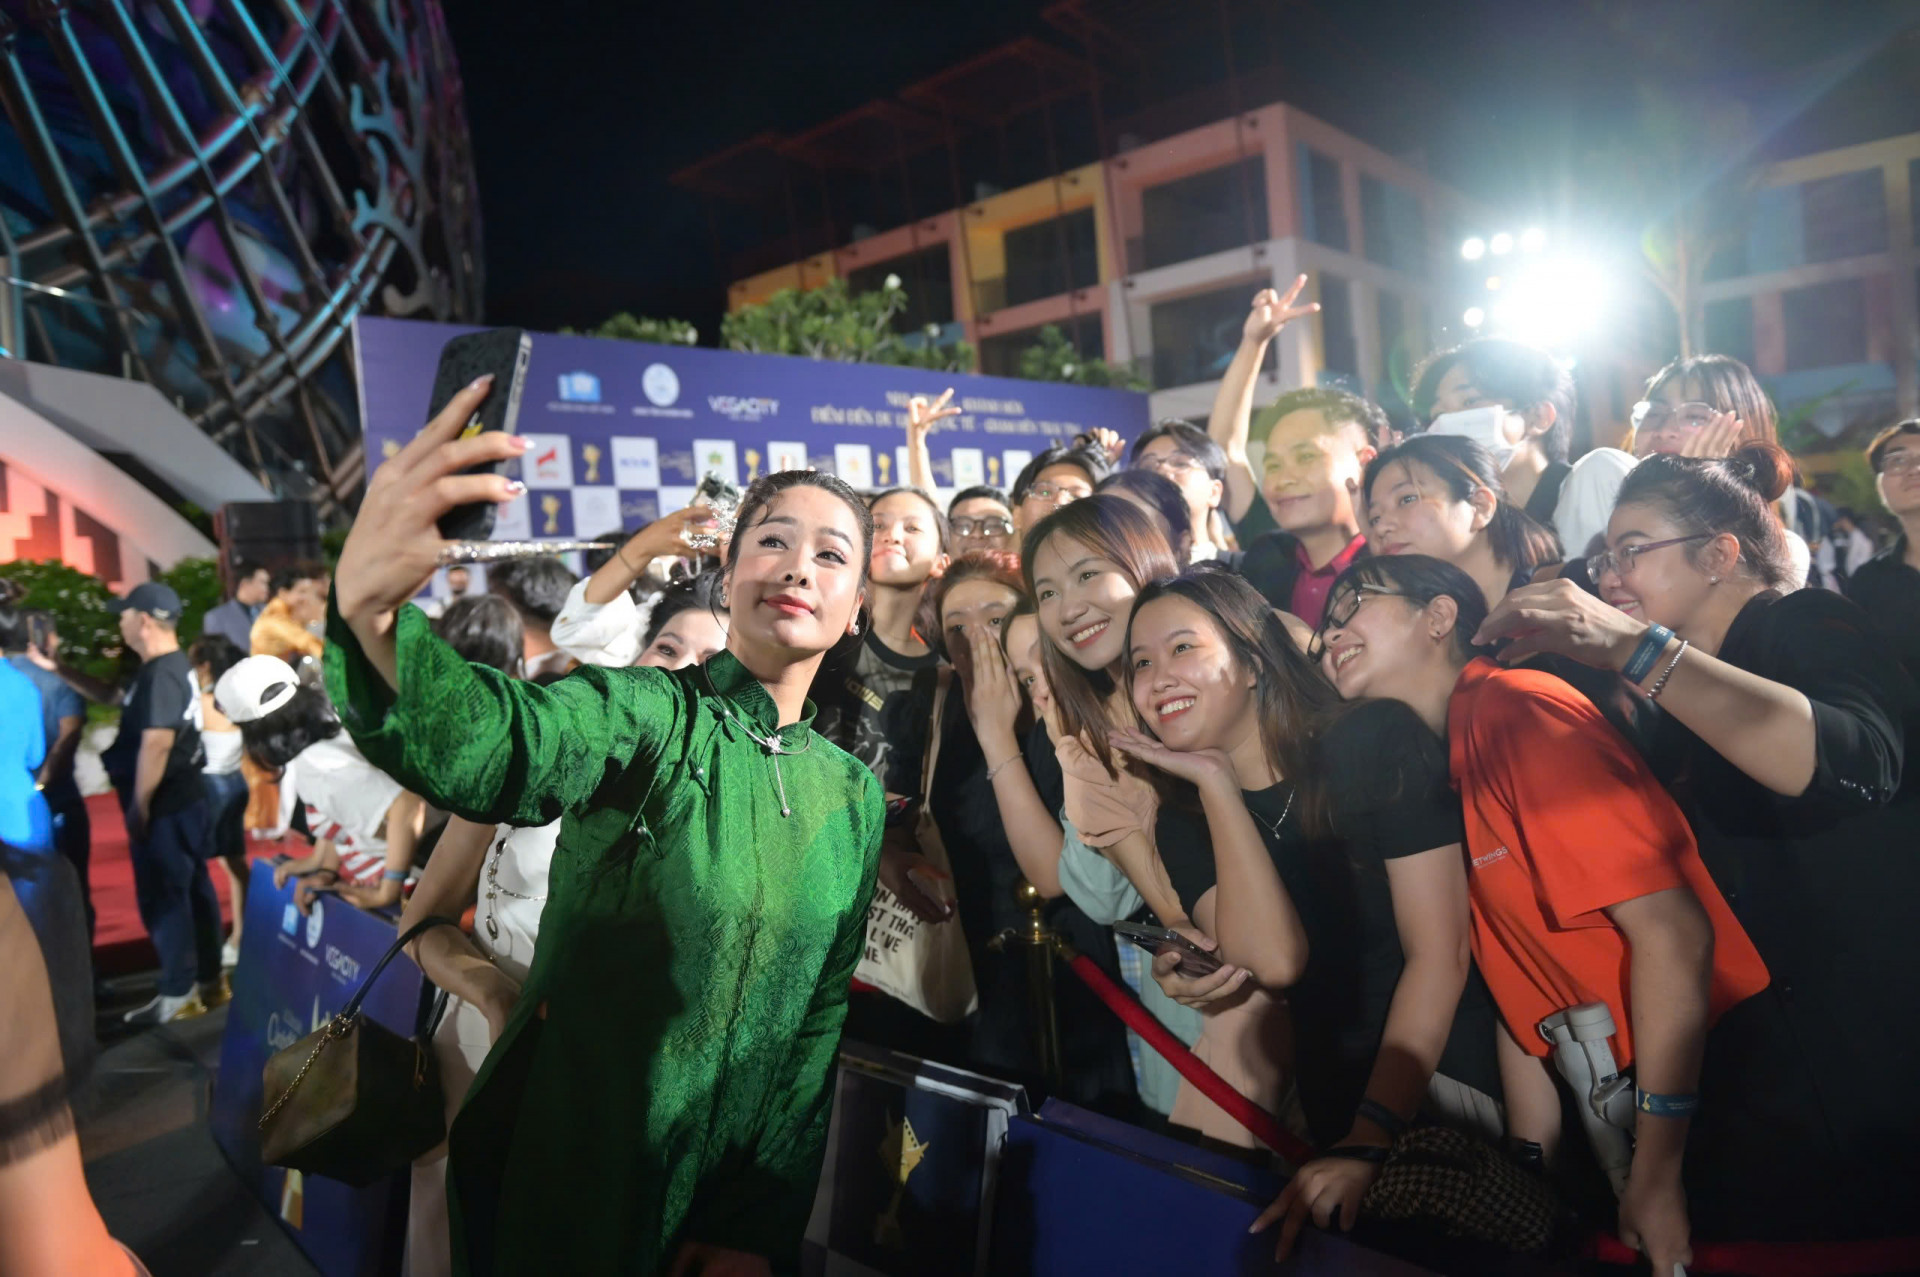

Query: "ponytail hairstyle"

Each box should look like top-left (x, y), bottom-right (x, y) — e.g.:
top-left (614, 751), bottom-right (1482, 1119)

top-left (1097, 468), bottom-right (1193, 562)
top-left (1021, 495), bottom-right (1181, 772)
top-left (1642, 354), bottom-right (1779, 446)
top-left (1615, 441), bottom-right (1798, 590)
top-left (1124, 566), bottom-right (1337, 830)
top-left (1362, 433), bottom-right (1562, 573)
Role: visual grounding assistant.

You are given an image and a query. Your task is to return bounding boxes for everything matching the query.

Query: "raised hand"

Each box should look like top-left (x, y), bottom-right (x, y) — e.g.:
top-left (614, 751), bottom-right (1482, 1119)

top-left (621, 505), bottom-right (720, 570)
top-left (1081, 427), bottom-right (1126, 465)
top-left (906, 388), bottom-right (962, 444)
top-left (1110, 726), bottom-right (1239, 790)
top-left (1679, 410), bottom-right (1745, 460)
top-left (333, 375), bottom-right (531, 627)
top-left (963, 622), bottom-right (1025, 759)
top-left (1472, 577), bottom-right (1647, 672)
top-left (1243, 275), bottom-right (1319, 346)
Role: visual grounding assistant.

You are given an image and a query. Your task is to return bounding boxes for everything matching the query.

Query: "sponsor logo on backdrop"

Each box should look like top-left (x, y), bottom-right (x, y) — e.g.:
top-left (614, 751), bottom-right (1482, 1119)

top-left (324, 945), bottom-right (362, 985)
top-left (305, 898), bottom-right (325, 948)
top-left (266, 1010), bottom-right (303, 1051)
top-left (282, 903), bottom-right (299, 936)
top-left (558, 371), bottom-right (601, 403)
top-left (707, 394), bottom-right (779, 422)
top-left (643, 363), bottom-right (680, 407)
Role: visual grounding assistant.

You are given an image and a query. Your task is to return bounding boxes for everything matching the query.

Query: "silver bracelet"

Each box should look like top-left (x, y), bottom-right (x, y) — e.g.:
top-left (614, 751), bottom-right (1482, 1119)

top-left (984, 754), bottom-right (1022, 781)
top-left (1646, 638), bottom-right (1689, 700)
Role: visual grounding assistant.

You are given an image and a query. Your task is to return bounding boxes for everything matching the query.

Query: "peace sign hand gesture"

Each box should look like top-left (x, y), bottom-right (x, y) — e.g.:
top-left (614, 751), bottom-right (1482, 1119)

top-left (906, 388), bottom-right (963, 445)
top-left (333, 375), bottom-right (531, 680)
top-left (1243, 275), bottom-right (1319, 346)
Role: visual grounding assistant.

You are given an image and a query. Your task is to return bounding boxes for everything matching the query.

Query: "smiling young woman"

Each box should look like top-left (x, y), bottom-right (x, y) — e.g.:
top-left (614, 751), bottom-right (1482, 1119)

top-left (326, 378), bottom-right (884, 1276)
top-left (1476, 441), bottom-right (1920, 1244)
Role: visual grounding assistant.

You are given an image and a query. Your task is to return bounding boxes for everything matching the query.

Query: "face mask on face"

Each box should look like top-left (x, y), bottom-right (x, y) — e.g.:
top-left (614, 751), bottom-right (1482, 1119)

top-left (1429, 406), bottom-right (1519, 470)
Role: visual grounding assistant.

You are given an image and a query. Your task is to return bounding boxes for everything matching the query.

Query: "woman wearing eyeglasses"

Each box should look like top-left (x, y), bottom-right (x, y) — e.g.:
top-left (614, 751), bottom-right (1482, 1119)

top-left (1476, 441), bottom-right (1920, 1245)
top-left (1318, 553), bottom-right (1769, 1277)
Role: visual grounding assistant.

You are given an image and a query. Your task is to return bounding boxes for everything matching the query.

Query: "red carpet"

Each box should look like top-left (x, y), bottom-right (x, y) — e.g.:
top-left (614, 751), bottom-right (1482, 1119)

top-left (86, 792), bottom-right (287, 976)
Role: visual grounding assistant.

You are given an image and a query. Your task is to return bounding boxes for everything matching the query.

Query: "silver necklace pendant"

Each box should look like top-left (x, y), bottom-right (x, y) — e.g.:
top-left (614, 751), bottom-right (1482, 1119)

top-left (485, 914), bottom-right (499, 941)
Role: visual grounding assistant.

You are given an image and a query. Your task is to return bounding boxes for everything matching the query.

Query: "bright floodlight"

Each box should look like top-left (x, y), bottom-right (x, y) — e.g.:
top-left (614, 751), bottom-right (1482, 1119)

top-left (1519, 227), bottom-right (1548, 253)
top-left (1492, 256), bottom-right (1610, 348)
top-left (1463, 306), bottom-right (1486, 328)
top-left (1489, 232), bottom-right (1515, 256)
top-left (1461, 237), bottom-right (1487, 261)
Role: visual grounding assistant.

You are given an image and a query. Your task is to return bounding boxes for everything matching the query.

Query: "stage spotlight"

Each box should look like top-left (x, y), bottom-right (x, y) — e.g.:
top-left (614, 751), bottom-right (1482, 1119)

top-left (1489, 232), bottom-right (1515, 256)
top-left (1520, 227), bottom-right (1548, 253)
top-left (1497, 257), bottom-right (1609, 348)
top-left (1461, 237), bottom-right (1487, 262)
top-left (1463, 307), bottom-right (1486, 328)
top-left (1486, 275), bottom-right (1503, 290)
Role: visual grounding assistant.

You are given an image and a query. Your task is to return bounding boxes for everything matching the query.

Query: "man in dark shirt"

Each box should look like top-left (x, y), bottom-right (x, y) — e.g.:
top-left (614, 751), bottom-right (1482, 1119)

top-left (102, 582), bottom-right (222, 1024)
top-left (3, 608), bottom-right (92, 940)
top-left (1846, 420), bottom-right (1920, 680)
top-left (199, 561), bottom-right (270, 652)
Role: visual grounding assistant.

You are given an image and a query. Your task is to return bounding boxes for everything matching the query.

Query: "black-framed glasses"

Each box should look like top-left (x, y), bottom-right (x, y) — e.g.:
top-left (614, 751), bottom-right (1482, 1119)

top-left (1308, 584), bottom-right (1404, 662)
top-left (1585, 534), bottom-right (1713, 582)
top-left (1630, 400), bottom-right (1717, 433)
top-left (953, 515), bottom-right (1015, 538)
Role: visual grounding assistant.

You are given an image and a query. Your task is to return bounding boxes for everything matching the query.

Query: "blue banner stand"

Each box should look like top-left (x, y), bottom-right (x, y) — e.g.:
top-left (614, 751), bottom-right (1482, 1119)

top-left (209, 861), bottom-right (427, 1276)
top-left (990, 1100), bottom-right (1438, 1276)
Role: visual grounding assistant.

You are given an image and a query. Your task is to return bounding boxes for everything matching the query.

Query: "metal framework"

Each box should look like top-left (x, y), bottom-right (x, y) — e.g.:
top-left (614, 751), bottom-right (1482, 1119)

top-left (0, 0), bottom-right (483, 514)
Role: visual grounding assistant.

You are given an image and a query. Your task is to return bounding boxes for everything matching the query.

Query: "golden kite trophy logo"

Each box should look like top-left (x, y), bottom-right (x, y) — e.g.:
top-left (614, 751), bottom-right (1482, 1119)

top-left (874, 1113), bottom-right (929, 1248)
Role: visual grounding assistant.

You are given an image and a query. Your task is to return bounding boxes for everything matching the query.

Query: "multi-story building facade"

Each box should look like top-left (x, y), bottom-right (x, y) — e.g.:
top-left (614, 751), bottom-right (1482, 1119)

top-left (697, 99), bottom-right (1473, 430)
top-left (1700, 132), bottom-right (1920, 449)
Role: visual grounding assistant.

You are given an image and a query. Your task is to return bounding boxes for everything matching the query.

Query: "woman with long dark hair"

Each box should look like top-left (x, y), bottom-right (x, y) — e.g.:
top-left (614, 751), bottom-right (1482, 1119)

top-left (1477, 442), bottom-right (1920, 1244)
top-left (1115, 568), bottom-right (1505, 1258)
top-left (324, 376), bottom-right (885, 1276)
top-left (1316, 553), bottom-right (1769, 1275)
top-left (1362, 433), bottom-right (1561, 613)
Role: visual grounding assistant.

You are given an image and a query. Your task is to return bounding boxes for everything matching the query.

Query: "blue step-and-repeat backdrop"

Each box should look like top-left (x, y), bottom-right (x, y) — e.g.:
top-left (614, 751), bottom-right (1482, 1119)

top-left (354, 316), bottom-right (1151, 546)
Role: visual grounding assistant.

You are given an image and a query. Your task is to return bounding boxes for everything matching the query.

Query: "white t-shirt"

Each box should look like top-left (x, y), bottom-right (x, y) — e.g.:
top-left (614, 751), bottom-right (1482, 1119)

top-left (551, 576), bottom-right (644, 668)
top-left (1552, 447), bottom-right (1638, 559)
top-left (285, 734), bottom-right (403, 862)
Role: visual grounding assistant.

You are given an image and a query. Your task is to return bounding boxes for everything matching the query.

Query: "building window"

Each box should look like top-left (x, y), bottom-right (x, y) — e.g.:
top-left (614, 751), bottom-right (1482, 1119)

top-left (1298, 146), bottom-right (1348, 251)
top-left (978, 313), bottom-right (1105, 379)
top-left (997, 208), bottom-right (1099, 310)
top-left (1703, 297), bottom-right (1755, 368)
top-left (1149, 281), bottom-right (1264, 388)
top-left (1801, 169), bottom-right (1888, 263)
top-left (1360, 176), bottom-right (1426, 276)
top-left (847, 243), bottom-right (954, 333)
top-left (1136, 157), bottom-right (1267, 272)
top-left (1781, 277), bottom-right (1868, 370)
top-left (1318, 275), bottom-right (1358, 383)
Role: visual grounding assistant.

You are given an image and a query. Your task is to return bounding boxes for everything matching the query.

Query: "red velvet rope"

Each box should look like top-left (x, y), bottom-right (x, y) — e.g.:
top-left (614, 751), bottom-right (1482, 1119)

top-left (1065, 953), bottom-right (1316, 1166)
top-left (1065, 953), bottom-right (1920, 1274)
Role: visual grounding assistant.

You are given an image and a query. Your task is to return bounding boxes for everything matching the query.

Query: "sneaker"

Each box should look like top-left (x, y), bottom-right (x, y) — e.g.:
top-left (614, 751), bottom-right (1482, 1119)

top-left (221, 940), bottom-right (241, 969)
top-left (199, 974), bottom-right (232, 1010)
top-left (122, 991), bottom-right (207, 1025)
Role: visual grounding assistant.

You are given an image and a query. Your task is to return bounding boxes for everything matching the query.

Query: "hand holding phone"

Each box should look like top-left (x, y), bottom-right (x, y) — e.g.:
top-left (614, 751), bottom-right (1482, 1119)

top-left (424, 328), bottom-right (533, 542)
top-left (1113, 921), bottom-right (1225, 978)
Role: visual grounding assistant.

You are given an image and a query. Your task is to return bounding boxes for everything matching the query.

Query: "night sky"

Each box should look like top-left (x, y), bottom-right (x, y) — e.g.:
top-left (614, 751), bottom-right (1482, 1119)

top-left (442, 0), bottom-right (1919, 341)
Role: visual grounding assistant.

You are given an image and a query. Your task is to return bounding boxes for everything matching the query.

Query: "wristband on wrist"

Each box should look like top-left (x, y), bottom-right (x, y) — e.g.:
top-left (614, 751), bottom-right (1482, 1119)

top-left (382, 869), bottom-right (408, 882)
top-left (1323, 1143), bottom-right (1391, 1164)
top-left (1354, 1097), bottom-right (1408, 1140)
top-left (1634, 1088), bottom-right (1699, 1118)
top-left (1622, 623), bottom-right (1676, 683)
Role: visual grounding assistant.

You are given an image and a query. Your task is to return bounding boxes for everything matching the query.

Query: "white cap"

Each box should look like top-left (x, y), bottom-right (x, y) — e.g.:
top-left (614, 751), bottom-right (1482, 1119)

top-left (214, 655), bottom-right (301, 724)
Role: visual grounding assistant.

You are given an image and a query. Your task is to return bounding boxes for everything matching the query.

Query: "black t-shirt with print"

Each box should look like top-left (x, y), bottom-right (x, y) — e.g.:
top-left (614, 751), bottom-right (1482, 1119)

top-left (809, 629), bottom-right (942, 797)
top-left (101, 650), bottom-right (205, 817)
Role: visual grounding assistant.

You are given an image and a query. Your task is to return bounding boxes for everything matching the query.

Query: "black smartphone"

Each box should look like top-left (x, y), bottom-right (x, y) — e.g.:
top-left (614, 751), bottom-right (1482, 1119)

top-left (1112, 922), bottom-right (1224, 978)
top-left (426, 328), bottom-right (533, 541)
top-left (27, 613), bottom-right (52, 655)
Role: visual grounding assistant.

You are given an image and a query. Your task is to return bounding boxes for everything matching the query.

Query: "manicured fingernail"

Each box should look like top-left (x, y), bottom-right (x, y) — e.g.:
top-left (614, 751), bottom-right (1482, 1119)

top-left (510, 435), bottom-right (533, 450)
top-left (468, 373), bottom-right (494, 390)
top-left (504, 480), bottom-right (526, 495)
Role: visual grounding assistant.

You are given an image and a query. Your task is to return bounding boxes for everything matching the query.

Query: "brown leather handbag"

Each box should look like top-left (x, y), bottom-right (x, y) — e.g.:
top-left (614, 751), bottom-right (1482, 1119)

top-left (257, 914), bottom-right (460, 1187)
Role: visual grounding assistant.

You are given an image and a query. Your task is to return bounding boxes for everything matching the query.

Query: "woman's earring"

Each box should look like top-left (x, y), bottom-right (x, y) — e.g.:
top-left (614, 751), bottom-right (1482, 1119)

top-left (1708, 576), bottom-right (1720, 586)
top-left (849, 606), bottom-right (867, 637)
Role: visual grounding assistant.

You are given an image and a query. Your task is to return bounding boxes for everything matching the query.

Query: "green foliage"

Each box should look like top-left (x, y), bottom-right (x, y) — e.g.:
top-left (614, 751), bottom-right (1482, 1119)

top-left (720, 276), bottom-right (974, 372)
top-left (156, 556), bottom-right (222, 646)
top-left (1819, 448), bottom-right (1879, 516)
top-left (1016, 324), bottom-right (1148, 391)
top-left (0, 559), bottom-right (126, 682)
top-left (564, 313), bottom-right (700, 346)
